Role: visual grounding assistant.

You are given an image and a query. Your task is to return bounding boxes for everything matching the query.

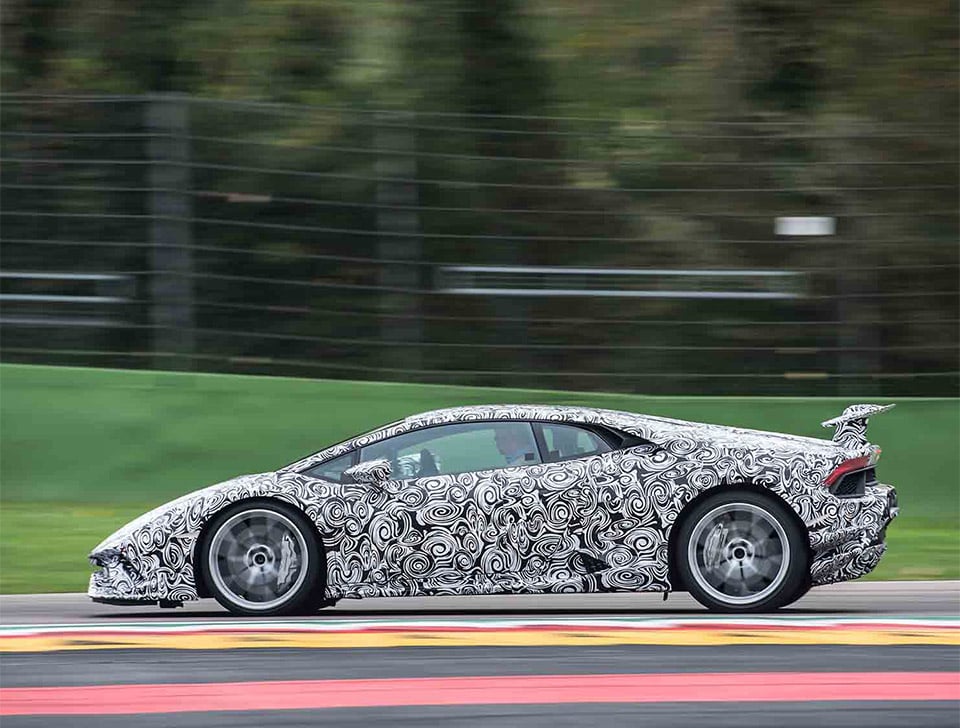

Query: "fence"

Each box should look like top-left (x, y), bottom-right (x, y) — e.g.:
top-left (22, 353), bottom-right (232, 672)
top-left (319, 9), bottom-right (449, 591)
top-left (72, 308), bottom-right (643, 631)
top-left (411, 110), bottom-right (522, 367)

top-left (1, 93), bottom-right (957, 395)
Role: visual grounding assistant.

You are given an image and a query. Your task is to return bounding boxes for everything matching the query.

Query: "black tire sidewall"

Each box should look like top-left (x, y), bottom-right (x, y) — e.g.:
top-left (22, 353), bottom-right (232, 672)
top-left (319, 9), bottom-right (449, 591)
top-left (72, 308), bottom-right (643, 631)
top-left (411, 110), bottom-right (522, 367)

top-left (198, 498), bottom-right (325, 617)
top-left (675, 489), bottom-right (808, 613)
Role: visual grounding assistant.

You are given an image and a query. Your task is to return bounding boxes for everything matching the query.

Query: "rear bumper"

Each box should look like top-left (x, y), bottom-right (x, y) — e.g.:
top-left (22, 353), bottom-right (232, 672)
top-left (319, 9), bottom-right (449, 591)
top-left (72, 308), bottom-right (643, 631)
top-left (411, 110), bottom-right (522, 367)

top-left (809, 484), bottom-right (898, 586)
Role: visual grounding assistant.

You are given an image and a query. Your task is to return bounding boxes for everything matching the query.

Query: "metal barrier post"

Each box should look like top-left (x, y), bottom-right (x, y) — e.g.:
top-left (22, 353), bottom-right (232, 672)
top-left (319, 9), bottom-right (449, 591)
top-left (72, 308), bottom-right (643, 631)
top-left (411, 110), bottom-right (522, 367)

top-left (375, 111), bottom-right (422, 378)
top-left (146, 93), bottom-right (195, 370)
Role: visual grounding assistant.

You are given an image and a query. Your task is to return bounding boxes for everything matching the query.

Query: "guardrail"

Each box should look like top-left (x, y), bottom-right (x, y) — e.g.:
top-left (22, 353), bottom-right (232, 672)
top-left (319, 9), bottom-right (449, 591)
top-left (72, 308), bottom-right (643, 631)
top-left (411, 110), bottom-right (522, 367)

top-left (0, 272), bottom-right (134, 328)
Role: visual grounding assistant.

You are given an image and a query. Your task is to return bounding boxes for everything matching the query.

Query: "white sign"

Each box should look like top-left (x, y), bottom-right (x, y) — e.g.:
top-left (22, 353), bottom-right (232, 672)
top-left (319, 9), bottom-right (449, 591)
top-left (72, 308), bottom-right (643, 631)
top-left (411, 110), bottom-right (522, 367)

top-left (775, 216), bottom-right (836, 236)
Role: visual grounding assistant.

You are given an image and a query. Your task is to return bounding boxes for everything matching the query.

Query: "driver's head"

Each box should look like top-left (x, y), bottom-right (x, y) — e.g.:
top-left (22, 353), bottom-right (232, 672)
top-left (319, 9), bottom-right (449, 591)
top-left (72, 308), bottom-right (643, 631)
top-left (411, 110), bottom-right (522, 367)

top-left (494, 425), bottom-right (527, 463)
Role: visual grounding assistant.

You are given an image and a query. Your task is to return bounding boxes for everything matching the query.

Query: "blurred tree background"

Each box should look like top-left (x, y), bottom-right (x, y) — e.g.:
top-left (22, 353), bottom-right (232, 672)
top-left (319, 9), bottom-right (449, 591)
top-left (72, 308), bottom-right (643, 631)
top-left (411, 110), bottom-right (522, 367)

top-left (1, 0), bottom-right (957, 394)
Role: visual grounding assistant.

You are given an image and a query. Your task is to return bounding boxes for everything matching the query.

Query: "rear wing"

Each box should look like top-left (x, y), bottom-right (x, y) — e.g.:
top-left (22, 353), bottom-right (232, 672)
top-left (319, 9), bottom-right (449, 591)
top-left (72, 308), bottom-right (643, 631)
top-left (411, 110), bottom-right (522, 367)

top-left (821, 404), bottom-right (895, 449)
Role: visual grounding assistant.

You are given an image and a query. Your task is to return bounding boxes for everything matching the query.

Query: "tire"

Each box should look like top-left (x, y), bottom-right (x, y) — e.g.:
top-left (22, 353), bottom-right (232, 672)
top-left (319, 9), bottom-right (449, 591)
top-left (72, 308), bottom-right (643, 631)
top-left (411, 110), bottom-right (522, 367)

top-left (675, 489), bottom-right (808, 613)
top-left (781, 576), bottom-right (812, 609)
top-left (199, 499), bottom-right (326, 617)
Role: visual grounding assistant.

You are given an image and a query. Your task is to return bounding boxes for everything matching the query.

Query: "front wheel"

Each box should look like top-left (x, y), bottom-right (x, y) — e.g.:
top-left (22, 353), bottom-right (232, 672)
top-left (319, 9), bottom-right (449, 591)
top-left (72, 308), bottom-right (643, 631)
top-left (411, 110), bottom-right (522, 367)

top-left (200, 500), bottom-right (325, 616)
top-left (675, 490), bottom-right (809, 613)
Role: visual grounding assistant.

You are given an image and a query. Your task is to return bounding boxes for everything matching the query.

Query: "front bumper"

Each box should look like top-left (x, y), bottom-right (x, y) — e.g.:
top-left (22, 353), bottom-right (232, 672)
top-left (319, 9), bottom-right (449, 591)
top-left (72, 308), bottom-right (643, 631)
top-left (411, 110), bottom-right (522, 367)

top-left (809, 484), bottom-right (898, 586)
top-left (88, 544), bottom-right (202, 603)
top-left (88, 550), bottom-right (158, 602)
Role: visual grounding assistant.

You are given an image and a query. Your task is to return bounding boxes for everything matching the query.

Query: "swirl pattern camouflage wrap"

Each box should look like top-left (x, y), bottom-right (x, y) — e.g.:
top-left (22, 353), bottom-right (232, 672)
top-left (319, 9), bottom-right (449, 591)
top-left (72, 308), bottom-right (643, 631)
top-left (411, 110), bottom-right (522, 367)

top-left (89, 404), bottom-right (898, 606)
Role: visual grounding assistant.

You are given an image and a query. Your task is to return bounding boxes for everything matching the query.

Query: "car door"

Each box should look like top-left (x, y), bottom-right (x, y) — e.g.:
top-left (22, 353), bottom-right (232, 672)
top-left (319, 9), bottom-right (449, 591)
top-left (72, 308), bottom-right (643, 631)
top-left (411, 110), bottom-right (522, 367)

top-left (531, 422), bottom-right (622, 587)
top-left (359, 420), bottom-right (555, 595)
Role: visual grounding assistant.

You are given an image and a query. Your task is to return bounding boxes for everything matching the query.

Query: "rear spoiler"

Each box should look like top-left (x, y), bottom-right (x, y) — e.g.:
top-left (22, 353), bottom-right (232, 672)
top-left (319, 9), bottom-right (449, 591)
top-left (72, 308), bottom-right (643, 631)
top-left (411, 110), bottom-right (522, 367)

top-left (821, 404), bottom-right (895, 449)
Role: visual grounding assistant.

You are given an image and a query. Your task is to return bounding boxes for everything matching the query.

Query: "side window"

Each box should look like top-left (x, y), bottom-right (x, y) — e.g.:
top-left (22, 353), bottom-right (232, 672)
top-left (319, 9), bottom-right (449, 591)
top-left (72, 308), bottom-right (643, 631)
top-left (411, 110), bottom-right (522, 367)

top-left (302, 451), bottom-right (356, 483)
top-left (537, 423), bottom-right (611, 463)
top-left (361, 421), bottom-right (540, 478)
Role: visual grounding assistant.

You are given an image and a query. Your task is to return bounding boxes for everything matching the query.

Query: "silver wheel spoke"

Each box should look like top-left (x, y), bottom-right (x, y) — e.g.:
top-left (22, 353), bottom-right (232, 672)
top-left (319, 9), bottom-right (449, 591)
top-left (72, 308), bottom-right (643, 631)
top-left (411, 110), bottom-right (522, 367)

top-left (721, 560), bottom-right (738, 581)
top-left (224, 554), bottom-right (246, 568)
top-left (233, 526), bottom-right (258, 549)
top-left (754, 554), bottom-right (781, 580)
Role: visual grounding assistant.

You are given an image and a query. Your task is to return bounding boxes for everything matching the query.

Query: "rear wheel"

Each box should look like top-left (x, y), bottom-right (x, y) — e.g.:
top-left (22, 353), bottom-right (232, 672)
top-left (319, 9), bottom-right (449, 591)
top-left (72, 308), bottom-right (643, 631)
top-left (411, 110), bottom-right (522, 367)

top-left (201, 500), bottom-right (325, 616)
top-left (676, 490), bottom-right (808, 613)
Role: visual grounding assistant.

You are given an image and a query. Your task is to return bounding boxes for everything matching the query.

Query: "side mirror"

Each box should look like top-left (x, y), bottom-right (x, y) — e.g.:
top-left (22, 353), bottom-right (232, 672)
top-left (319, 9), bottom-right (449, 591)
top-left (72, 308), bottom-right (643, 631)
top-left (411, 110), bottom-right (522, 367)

top-left (343, 458), bottom-right (392, 487)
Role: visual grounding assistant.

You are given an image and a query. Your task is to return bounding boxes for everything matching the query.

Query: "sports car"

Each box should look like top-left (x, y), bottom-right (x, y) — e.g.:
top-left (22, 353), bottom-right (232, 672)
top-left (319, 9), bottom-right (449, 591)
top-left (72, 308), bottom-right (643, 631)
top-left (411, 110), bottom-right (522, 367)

top-left (89, 403), bottom-right (898, 614)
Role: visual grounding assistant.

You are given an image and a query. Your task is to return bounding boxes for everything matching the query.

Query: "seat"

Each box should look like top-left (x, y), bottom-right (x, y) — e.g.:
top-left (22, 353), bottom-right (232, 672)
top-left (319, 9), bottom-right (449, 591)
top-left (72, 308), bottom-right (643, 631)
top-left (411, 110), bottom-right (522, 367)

top-left (553, 428), bottom-right (579, 459)
top-left (417, 448), bottom-right (439, 476)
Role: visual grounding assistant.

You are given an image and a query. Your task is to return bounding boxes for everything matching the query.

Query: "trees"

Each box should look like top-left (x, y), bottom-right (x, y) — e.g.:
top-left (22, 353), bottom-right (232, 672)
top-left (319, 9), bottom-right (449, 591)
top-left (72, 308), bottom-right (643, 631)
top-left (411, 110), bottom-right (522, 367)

top-left (2, 0), bottom-right (956, 393)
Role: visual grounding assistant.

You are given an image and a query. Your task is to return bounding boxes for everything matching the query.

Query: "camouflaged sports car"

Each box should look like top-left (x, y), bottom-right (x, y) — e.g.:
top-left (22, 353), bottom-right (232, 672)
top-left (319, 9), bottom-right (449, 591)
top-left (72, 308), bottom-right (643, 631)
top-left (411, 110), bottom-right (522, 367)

top-left (89, 403), bottom-right (898, 615)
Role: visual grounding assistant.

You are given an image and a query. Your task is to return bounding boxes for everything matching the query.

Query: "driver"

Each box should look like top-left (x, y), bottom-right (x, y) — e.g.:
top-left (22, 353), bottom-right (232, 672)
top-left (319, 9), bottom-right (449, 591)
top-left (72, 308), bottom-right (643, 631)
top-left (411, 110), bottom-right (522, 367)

top-left (494, 425), bottom-right (532, 466)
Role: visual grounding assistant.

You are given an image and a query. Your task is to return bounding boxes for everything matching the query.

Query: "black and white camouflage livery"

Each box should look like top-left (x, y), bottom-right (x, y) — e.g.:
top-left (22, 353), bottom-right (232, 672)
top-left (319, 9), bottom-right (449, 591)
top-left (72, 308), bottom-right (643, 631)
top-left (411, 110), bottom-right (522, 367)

top-left (89, 403), bottom-right (898, 613)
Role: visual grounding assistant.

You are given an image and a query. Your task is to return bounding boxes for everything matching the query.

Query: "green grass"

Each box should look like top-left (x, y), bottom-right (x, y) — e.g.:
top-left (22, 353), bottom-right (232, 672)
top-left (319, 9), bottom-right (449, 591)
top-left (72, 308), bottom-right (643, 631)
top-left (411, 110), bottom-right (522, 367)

top-left (0, 503), bottom-right (150, 594)
top-left (878, 519), bottom-right (960, 581)
top-left (1, 363), bottom-right (957, 593)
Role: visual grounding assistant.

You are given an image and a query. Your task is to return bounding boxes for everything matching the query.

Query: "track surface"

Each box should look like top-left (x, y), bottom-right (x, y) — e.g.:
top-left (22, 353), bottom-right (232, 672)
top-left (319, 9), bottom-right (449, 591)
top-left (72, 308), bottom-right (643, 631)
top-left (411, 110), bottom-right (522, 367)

top-left (2, 582), bottom-right (958, 727)
top-left (2, 580), bottom-right (958, 623)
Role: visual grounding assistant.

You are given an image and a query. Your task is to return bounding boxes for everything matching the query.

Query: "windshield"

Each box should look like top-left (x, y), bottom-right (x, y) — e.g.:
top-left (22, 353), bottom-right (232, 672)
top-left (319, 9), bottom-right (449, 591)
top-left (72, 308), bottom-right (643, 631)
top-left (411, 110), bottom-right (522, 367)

top-left (278, 417), bottom-right (408, 472)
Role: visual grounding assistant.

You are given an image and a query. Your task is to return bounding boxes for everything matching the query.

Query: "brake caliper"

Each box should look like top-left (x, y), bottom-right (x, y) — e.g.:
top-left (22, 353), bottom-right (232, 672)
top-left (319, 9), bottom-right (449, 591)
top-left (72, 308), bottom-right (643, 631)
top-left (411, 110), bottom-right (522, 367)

top-left (276, 533), bottom-right (298, 591)
top-left (703, 523), bottom-right (728, 570)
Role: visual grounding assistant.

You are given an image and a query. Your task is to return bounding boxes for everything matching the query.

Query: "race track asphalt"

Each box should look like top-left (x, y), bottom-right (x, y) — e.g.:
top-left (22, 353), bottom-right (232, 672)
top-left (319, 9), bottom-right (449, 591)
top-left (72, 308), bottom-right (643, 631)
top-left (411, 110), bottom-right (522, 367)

top-left (2, 579), bottom-right (958, 623)
top-left (1, 581), bottom-right (958, 727)
top-left (5, 702), bottom-right (960, 728)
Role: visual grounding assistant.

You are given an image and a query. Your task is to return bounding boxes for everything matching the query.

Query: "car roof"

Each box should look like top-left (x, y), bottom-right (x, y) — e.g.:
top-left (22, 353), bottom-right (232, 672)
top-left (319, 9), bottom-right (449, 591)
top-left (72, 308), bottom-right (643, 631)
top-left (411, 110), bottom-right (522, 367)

top-left (402, 404), bottom-right (635, 424)
top-left (396, 404), bottom-right (679, 439)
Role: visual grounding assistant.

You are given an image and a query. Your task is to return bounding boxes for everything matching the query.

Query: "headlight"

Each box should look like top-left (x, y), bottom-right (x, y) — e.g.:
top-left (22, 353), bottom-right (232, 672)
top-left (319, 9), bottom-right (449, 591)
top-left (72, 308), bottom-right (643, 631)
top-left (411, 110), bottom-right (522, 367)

top-left (89, 547), bottom-right (140, 578)
top-left (89, 547), bottom-right (122, 568)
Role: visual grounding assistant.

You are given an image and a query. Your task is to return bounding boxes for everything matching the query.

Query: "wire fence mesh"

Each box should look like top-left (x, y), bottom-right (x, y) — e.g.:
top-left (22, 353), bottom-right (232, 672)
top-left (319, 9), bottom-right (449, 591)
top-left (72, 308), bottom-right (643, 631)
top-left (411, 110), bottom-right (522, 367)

top-left (1, 93), bottom-right (957, 395)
